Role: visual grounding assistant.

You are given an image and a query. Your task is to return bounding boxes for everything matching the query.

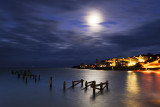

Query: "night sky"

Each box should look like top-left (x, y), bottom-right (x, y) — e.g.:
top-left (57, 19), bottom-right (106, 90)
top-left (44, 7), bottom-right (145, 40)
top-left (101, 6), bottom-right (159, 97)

top-left (0, 0), bottom-right (160, 67)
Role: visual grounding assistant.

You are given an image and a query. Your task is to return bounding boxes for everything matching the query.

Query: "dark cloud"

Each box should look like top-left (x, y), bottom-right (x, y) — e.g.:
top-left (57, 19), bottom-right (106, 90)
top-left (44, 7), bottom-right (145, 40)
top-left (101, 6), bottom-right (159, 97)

top-left (108, 19), bottom-right (160, 48)
top-left (0, 0), bottom-right (160, 67)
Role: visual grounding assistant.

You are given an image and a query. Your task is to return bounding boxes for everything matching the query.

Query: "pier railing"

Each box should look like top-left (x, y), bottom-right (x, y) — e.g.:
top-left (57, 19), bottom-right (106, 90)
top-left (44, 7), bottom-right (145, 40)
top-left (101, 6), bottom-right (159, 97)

top-left (91, 81), bottom-right (109, 93)
top-left (72, 79), bottom-right (84, 87)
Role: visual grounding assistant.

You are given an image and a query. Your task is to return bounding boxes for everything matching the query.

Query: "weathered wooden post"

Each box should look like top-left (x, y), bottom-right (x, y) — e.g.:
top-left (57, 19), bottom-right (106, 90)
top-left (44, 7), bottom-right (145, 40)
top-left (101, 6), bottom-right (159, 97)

top-left (17, 73), bottom-right (20, 79)
top-left (81, 79), bottom-right (84, 86)
top-left (85, 81), bottom-right (88, 87)
top-left (26, 77), bottom-right (28, 84)
top-left (63, 81), bottom-right (66, 89)
top-left (100, 82), bottom-right (103, 90)
top-left (94, 81), bottom-right (96, 86)
top-left (72, 81), bottom-right (74, 87)
top-left (92, 81), bottom-right (96, 93)
top-left (50, 77), bottom-right (52, 88)
top-left (35, 75), bottom-right (37, 82)
top-left (24, 71), bottom-right (26, 76)
top-left (38, 75), bottom-right (40, 80)
top-left (106, 81), bottom-right (109, 90)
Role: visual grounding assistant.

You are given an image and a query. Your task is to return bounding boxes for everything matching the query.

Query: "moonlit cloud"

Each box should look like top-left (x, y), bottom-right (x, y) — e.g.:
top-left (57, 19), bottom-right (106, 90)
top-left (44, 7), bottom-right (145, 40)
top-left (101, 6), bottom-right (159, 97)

top-left (84, 9), bottom-right (105, 33)
top-left (0, 0), bottom-right (160, 67)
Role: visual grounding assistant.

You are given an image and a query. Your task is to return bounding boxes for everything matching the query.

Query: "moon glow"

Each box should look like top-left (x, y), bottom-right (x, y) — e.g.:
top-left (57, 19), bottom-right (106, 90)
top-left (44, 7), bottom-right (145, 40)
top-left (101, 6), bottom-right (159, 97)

top-left (86, 11), bottom-right (103, 26)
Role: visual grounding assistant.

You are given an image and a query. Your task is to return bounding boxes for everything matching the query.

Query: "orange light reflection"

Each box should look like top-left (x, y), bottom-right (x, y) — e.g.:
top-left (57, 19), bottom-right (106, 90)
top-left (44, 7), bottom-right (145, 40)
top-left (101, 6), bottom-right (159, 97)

top-left (141, 59), bottom-right (160, 69)
top-left (135, 70), bottom-right (160, 75)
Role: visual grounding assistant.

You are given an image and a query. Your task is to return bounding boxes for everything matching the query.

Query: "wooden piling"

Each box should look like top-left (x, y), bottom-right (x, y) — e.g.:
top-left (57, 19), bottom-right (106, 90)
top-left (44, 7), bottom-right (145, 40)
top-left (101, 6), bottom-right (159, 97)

top-left (92, 81), bottom-right (96, 93)
top-left (35, 75), bottom-right (37, 82)
top-left (72, 79), bottom-right (84, 87)
top-left (81, 79), bottom-right (84, 86)
top-left (85, 81), bottom-right (88, 87)
top-left (84, 81), bottom-right (95, 88)
top-left (100, 82), bottom-right (103, 90)
top-left (91, 81), bottom-right (108, 92)
top-left (72, 81), bottom-right (74, 87)
top-left (63, 81), bottom-right (66, 89)
top-left (24, 71), bottom-right (26, 76)
top-left (50, 77), bottom-right (52, 88)
top-left (106, 81), bottom-right (109, 90)
top-left (25, 77), bottom-right (28, 83)
top-left (17, 73), bottom-right (20, 79)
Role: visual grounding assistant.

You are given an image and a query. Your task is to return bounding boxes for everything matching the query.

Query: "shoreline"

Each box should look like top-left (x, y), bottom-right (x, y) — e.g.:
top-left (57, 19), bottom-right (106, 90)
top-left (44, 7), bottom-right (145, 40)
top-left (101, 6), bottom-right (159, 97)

top-left (72, 67), bottom-right (160, 71)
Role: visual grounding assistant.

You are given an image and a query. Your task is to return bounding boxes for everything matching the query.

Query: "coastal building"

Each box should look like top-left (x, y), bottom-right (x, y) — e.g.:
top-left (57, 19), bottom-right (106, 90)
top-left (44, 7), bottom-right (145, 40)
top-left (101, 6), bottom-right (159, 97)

top-left (116, 60), bottom-right (129, 67)
top-left (76, 53), bottom-right (159, 69)
top-left (111, 58), bottom-right (116, 66)
top-left (98, 60), bottom-right (110, 67)
top-left (100, 55), bottom-right (149, 67)
top-left (127, 56), bottom-right (138, 66)
top-left (80, 64), bottom-right (88, 68)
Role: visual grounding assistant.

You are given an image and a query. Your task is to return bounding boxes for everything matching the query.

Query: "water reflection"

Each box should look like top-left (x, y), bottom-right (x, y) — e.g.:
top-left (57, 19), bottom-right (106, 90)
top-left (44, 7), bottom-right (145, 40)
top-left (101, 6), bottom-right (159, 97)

top-left (123, 71), bottom-right (140, 107)
top-left (140, 70), bottom-right (160, 105)
top-left (154, 73), bottom-right (160, 92)
top-left (2, 68), bottom-right (160, 107)
top-left (76, 69), bottom-right (110, 104)
top-left (91, 90), bottom-right (104, 100)
top-left (126, 71), bottom-right (139, 94)
top-left (126, 70), bottom-right (160, 106)
top-left (139, 70), bottom-right (160, 75)
top-left (82, 69), bottom-right (109, 83)
top-left (140, 70), bottom-right (160, 93)
top-left (141, 71), bottom-right (153, 95)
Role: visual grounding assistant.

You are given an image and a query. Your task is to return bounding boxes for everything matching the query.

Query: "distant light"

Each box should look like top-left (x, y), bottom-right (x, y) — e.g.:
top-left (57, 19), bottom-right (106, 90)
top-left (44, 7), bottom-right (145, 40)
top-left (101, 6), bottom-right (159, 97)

top-left (86, 11), bottom-right (103, 26)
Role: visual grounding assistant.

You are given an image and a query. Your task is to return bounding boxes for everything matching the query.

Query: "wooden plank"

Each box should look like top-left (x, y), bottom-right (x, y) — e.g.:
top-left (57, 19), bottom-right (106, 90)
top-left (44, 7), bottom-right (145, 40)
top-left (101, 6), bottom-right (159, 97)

top-left (73, 80), bottom-right (81, 82)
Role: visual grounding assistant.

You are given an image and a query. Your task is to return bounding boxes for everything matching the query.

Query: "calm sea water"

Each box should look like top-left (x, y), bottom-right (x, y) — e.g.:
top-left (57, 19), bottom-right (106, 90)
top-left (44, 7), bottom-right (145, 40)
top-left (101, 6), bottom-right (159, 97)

top-left (0, 68), bottom-right (160, 107)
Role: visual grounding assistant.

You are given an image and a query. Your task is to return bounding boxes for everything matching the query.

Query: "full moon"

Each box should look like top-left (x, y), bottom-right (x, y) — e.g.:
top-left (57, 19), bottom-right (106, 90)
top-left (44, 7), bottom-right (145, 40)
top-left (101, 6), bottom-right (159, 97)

top-left (86, 11), bottom-right (103, 26)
